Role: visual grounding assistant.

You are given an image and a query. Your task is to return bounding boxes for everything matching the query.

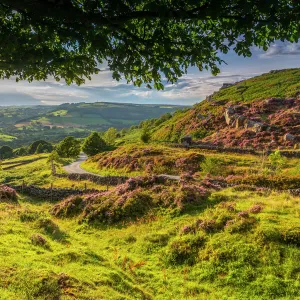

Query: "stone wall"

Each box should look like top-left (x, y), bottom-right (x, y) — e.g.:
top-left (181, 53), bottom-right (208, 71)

top-left (54, 173), bottom-right (128, 186)
top-left (175, 143), bottom-right (300, 158)
top-left (9, 184), bottom-right (102, 201)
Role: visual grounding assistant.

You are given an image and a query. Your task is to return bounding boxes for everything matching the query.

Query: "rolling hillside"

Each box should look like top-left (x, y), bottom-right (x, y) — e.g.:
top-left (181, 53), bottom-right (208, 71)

top-left (1, 102), bottom-right (187, 147)
top-left (147, 69), bottom-right (300, 149)
top-left (15, 102), bottom-right (187, 130)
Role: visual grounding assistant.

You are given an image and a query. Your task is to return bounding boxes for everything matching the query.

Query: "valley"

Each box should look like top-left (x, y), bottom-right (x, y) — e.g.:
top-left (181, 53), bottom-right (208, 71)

top-left (0, 69), bottom-right (299, 299)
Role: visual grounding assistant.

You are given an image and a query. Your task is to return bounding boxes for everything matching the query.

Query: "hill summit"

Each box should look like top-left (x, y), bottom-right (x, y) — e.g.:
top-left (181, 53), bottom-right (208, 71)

top-left (151, 69), bottom-right (300, 149)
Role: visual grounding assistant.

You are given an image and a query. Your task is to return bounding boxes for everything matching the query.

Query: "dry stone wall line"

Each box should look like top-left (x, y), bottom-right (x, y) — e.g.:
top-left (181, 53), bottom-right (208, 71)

top-left (2, 157), bottom-right (47, 170)
top-left (54, 173), bottom-right (129, 186)
top-left (8, 184), bottom-right (103, 201)
top-left (173, 143), bottom-right (300, 158)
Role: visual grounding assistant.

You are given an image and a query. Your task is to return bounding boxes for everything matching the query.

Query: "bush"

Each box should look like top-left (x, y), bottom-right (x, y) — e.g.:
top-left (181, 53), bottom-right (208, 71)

top-left (28, 140), bottom-right (53, 154)
top-left (200, 157), bottom-right (221, 175)
top-left (0, 185), bottom-right (17, 202)
top-left (165, 234), bottom-right (204, 265)
top-left (56, 136), bottom-right (81, 158)
top-left (268, 150), bottom-right (287, 172)
top-left (50, 195), bottom-right (84, 218)
top-left (30, 234), bottom-right (49, 248)
top-left (36, 218), bottom-right (60, 235)
top-left (225, 217), bottom-right (257, 233)
top-left (140, 129), bottom-right (151, 143)
top-left (0, 145), bottom-right (13, 159)
top-left (19, 210), bottom-right (41, 222)
top-left (82, 132), bottom-right (107, 156)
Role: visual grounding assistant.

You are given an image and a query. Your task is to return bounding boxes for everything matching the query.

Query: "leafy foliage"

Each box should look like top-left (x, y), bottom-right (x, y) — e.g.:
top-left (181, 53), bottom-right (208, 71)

top-left (268, 150), bottom-right (287, 171)
top-left (0, 145), bottom-right (13, 159)
top-left (56, 136), bottom-right (80, 158)
top-left (104, 128), bottom-right (118, 146)
top-left (28, 140), bottom-right (53, 155)
top-left (82, 132), bottom-right (106, 156)
top-left (140, 128), bottom-right (151, 143)
top-left (0, 1), bottom-right (299, 87)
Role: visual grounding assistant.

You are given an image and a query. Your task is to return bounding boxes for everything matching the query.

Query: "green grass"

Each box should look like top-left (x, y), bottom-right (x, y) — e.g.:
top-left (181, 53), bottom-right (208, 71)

top-left (143, 68), bottom-right (300, 142)
top-left (0, 188), bottom-right (299, 299)
top-left (82, 144), bottom-right (298, 179)
top-left (212, 68), bottom-right (300, 103)
top-left (0, 133), bottom-right (17, 142)
top-left (0, 154), bottom-right (111, 190)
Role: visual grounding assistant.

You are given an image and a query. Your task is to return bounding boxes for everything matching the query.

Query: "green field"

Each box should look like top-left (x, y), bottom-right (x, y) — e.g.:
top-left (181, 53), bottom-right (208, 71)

top-left (0, 102), bottom-right (187, 147)
top-left (0, 186), bottom-right (299, 299)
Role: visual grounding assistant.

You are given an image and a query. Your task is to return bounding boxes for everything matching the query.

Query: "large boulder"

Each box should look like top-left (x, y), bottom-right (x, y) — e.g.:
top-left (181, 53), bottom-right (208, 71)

top-left (284, 133), bottom-right (295, 141)
top-left (244, 120), bottom-right (265, 132)
top-left (224, 107), bottom-right (235, 125)
top-left (235, 116), bottom-right (246, 129)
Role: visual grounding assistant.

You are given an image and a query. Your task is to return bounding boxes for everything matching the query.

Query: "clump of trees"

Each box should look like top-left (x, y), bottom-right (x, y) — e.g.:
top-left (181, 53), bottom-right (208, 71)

top-left (140, 128), bottom-right (151, 143)
top-left (104, 127), bottom-right (117, 145)
top-left (28, 140), bottom-right (53, 154)
top-left (0, 145), bottom-right (13, 159)
top-left (56, 136), bottom-right (81, 158)
top-left (82, 132), bottom-right (106, 156)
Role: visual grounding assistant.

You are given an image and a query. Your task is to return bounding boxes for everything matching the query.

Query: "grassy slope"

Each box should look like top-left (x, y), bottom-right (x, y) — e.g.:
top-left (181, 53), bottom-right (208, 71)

top-left (149, 68), bottom-right (300, 142)
top-left (0, 155), bottom-right (106, 190)
top-left (81, 144), bottom-right (300, 178)
top-left (21, 102), bottom-right (188, 129)
top-left (0, 188), bottom-right (299, 299)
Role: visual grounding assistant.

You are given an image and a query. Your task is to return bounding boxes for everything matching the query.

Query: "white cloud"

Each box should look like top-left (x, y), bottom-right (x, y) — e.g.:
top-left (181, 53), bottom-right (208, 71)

top-left (261, 42), bottom-right (300, 58)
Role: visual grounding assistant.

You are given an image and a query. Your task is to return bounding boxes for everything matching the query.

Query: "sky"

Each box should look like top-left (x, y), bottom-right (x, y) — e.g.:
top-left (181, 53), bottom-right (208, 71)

top-left (0, 41), bottom-right (300, 106)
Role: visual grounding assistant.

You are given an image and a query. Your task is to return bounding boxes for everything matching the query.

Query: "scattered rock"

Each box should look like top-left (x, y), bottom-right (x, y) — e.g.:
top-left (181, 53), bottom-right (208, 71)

top-left (284, 133), bottom-right (295, 141)
top-left (224, 107), bottom-right (235, 125)
top-left (235, 116), bottom-right (246, 129)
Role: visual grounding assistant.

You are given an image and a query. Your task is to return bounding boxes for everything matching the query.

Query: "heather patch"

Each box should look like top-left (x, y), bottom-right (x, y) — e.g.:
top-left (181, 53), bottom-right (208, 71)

top-left (0, 185), bottom-right (17, 202)
top-left (51, 176), bottom-right (211, 224)
top-left (87, 145), bottom-right (205, 175)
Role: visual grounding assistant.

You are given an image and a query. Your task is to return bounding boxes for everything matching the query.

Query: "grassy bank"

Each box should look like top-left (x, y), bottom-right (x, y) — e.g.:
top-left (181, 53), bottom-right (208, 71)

top-left (0, 188), bottom-right (299, 299)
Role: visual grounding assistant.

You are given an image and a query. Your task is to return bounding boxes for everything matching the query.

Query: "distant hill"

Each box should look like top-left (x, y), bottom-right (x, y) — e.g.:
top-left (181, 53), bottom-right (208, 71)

top-left (1, 102), bottom-right (187, 147)
top-left (15, 102), bottom-right (188, 130)
top-left (146, 69), bottom-right (300, 149)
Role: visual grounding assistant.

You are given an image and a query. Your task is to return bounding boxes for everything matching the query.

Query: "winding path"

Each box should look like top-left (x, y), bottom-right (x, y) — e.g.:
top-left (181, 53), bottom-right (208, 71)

top-left (63, 153), bottom-right (180, 181)
top-left (63, 153), bottom-right (100, 175)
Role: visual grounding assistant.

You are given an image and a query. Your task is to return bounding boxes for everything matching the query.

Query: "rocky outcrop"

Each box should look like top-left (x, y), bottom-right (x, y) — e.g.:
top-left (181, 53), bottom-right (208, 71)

top-left (224, 106), bottom-right (267, 133)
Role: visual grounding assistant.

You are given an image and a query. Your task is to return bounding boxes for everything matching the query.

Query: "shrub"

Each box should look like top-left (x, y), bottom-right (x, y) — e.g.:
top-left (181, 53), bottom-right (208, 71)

top-left (165, 234), bottom-right (204, 265)
top-left (140, 128), bottom-right (151, 143)
top-left (56, 136), bottom-right (81, 158)
top-left (0, 185), bottom-right (17, 202)
top-left (200, 157), bottom-right (221, 175)
top-left (28, 140), bottom-right (53, 154)
top-left (36, 218), bottom-right (59, 234)
top-left (268, 150), bottom-right (287, 172)
top-left (281, 228), bottom-right (300, 246)
top-left (19, 210), bottom-right (41, 222)
top-left (225, 217), bottom-right (257, 233)
top-left (30, 234), bottom-right (49, 248)
top-left (82, 132), bottom-right (107, 156)
top-left (249, 205), bottom-right (263, 214)
top-left (0, 145), bottom-right (14, 159)
top-left (50, 195), bottom-right (85, 218)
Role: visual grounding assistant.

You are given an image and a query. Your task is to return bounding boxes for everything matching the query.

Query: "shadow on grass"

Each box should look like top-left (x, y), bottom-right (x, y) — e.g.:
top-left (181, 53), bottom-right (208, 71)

top-left (36, 218), bottom-right (70, 244)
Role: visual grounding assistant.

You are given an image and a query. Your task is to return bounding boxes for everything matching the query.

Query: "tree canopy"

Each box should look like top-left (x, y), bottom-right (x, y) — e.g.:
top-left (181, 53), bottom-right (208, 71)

top-left (82, 132), bottom-right (107, 156)
top-left (56, 136), bottom-right (81, 158)
top-left (0, 0), bottom-right (299, 89)
top-left (104, 128), bottom-right (118, 145)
